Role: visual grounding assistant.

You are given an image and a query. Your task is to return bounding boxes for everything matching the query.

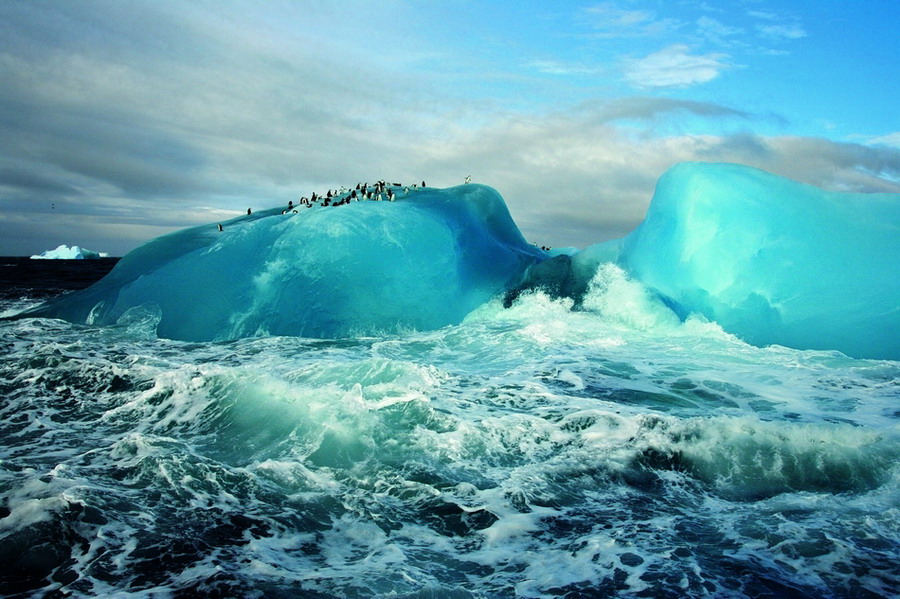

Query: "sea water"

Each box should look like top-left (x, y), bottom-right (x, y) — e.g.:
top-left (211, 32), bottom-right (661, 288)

top-left (1, 259), bottom-right (897, 598)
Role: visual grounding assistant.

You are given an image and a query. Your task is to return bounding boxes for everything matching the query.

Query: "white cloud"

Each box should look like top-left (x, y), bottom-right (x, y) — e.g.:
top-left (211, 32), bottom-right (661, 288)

top-left (581, 2), bottom-right (680, 37)
top-left (868, 132), bottom-right (900, 148)
top-left (527, 60), bottom-right (598, 76)
top-left (747, 9), bottom-right (806, 40)
top-left (624, 44), bottom-right (730, 88)
top-left (584, 3), bottom-right (655, 28)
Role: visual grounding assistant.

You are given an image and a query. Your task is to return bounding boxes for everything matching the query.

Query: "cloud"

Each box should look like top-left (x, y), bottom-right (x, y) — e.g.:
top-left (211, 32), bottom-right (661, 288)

top-left (526, 60), bottom-right (598, 76)
top-left (624, 44), bottom-right (730, 88)
top-left (695, 16), bottom-right (744, 43)
top-left (760, 137), bottom-right (900, 192)
top-left (4, 74), bottom-right (899, 255)
top-left (413, 103), bottom-right (900, 249)
top-left (868, 132), bottom-right (900, 148)
top-left (0, 0), bottom-right (447, 256)
top-left (584, 3), bottom-right (656, 28)
top-left (748, 9), bottom-right (806, 40)
top-left (0, 166), bottom-right (79, 195)
top-left (0, 2), bottom-right (896, 257)
top-left (577, 97), bottom-right (751, 123)
top-left (580, 2), bottom-right (680, 38)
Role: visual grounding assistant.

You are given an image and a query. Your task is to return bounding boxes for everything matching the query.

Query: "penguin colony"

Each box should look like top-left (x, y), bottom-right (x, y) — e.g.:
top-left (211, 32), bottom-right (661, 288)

top-left (219, 176), bottom-right (549, 249)
top-left (288, 180), bottom-right (429, 212)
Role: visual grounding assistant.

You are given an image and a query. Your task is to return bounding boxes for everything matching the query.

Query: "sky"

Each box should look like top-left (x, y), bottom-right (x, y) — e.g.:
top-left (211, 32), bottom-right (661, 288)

top-left (1, 0), bottom-right (898, 256)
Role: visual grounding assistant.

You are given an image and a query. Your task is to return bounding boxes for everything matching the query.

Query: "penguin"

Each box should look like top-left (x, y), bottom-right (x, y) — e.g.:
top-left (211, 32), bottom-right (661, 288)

top-left (217, 223), bottom-right (223, 232)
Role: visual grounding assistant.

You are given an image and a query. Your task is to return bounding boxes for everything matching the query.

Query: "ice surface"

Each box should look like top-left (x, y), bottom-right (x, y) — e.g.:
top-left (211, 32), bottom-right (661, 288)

top-left (21, 185), bottom-right (544, 340)
top-left (30, 244), bottom-right (107, 259)
top-left (618, 163), bottom-right (899, 360)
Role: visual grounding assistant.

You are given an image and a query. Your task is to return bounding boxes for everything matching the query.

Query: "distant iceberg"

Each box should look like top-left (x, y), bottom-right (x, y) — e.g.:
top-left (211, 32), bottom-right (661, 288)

top-left (30, 244), bottom-right (108, 260)
top-left (14, 165), bottom-right (900, 359)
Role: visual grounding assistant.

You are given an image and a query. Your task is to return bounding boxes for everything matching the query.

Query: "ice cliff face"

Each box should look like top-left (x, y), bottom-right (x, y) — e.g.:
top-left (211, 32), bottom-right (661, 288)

top-left (17, 165), bottom-right (899, 359)
top-left (620, 163), bottom-right (899, 360)
top-left (510, 162), bottom-right (899, 359)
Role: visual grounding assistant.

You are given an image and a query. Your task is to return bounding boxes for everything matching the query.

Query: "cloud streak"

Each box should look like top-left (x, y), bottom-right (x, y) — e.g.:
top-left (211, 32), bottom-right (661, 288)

top-left (581, 2), bottom-right (680, 38)
top-left (623, 44), bottom-right (731, 88)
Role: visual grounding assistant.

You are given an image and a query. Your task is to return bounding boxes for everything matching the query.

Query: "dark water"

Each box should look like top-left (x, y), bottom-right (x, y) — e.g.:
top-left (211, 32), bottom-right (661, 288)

top-left (1, 260), bottom-right (898, 598)
top-left (0, 257), bottom-right (119, 302)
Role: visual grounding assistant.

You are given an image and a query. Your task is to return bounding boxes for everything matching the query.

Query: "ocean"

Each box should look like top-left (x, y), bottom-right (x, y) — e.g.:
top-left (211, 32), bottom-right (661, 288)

top-left (0, 257), bottom-right (897, 598)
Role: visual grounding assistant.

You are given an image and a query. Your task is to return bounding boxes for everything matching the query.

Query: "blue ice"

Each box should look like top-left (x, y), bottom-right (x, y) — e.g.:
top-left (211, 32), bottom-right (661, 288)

top-left (18, 165), bottom-right (899, 359)
top-left (617, 163), bottom-right (899, 360)
top-left (22, 185), bottom-right (543, 340)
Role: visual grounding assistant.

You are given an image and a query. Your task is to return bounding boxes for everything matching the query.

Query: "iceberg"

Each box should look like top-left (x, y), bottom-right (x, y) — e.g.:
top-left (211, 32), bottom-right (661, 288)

top-left (30, 244), bottom-right (108, 260)
top-left (18, 185), bottom-right (544, 340)
top-left (510, 162), bottom-right (899, 360)
top-left (618, 163), bottom-right (899, 360)
top-left (14, 164), bottom-right (899, 359)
